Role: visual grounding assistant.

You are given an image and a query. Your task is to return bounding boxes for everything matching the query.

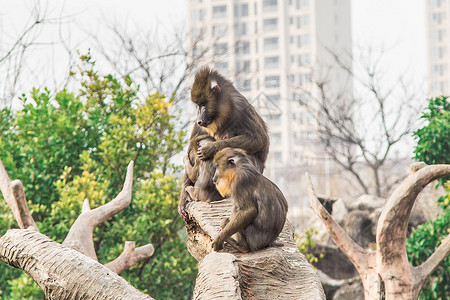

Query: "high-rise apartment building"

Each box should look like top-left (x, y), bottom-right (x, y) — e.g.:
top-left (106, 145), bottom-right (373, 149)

top-left (426, 0), bottom-right (450, 96)
top-left (187, 0), bottom-right (352, 221)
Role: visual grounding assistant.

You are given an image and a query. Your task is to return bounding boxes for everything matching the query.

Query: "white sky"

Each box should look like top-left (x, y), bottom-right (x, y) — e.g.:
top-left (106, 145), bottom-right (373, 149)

top-left (0, 0), bottom-right (426, 97)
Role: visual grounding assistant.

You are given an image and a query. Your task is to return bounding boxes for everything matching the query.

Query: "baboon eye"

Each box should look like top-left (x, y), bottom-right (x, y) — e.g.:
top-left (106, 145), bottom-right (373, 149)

top-left (228, 158), bottom-right (235, 166)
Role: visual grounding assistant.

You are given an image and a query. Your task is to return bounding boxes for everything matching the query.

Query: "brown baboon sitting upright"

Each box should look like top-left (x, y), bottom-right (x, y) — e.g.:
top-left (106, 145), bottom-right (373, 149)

top-left (179, 67), bottom-right (270, 221)
top-left (211, 148), bottom-right (288, 252)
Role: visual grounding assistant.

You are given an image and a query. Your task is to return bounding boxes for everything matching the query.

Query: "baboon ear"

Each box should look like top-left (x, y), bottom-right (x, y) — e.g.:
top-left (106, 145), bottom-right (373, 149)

top-left (228, 156), bottom-right (239, 166)
top-left (211, 79), bottom-right (221, 94)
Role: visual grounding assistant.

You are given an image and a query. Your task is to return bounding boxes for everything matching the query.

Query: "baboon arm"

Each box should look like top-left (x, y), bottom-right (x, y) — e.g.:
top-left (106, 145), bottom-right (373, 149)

top-left (213, 135), bottom-right (267, 155)
top-left (184, 156), bottom-right (199, 182)
top-left (217, 206), bottom-right (257, 242)
top-left (199, 135), bottom-right (268, 160)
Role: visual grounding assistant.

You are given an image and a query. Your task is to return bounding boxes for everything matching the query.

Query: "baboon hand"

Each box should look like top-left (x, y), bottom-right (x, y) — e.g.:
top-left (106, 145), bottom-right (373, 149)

top-left (212, 236), bottom-right (224, 251)
top-left (178, 201), bottom-right (190, 222)
top-left (197, 143), bottom-right (215, 160)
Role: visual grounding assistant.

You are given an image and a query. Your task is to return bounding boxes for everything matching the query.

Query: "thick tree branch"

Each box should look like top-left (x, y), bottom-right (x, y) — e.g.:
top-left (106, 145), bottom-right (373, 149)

top-left (63, 161), bottom-right (134, 260)
top-left (105, 241), bottom-right (155, 274)
top-left (0, 159), bottom-right (38, 231)
top-left (0, 229), bottom-right (153, 300)
top-left (413, 230), bottom-right (450, 287)
top-left (306, 174), bottom-right (370, 270)
top-left (376, 164), bottom-right (450, 260)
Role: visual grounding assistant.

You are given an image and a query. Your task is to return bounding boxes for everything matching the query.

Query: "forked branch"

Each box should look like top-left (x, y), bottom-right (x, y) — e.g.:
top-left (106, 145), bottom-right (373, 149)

top-left (0, 159), bottom-right (38, 231)
top-left (105, 241), bottom-right (155, 274)
top-left (306, 173), bottom-right (370, 270)
top-left (63, 161), bottom-right (135, 260)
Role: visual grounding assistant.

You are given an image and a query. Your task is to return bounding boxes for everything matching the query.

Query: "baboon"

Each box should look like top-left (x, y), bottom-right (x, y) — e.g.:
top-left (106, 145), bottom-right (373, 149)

top-left (211, 148), bottom-right (288, 252)
top-left (190, 67), bottom-right (270, 173)
top-left (178, 124), bottom-right (206, 221)
top-left (184, 136), bottom-right (223, 203)
top-left (179, 67), bottom-right (270, 220)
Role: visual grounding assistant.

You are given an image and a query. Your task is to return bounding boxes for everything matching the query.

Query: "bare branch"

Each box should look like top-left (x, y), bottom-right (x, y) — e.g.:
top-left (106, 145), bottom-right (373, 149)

top-left (105, 241), bottom-right (155, 274)
top-left (63, 161), bottom-right (134, 260)
top-left (305, 173), bottom-right (370, 269)
top-left (413, 233), bottom-right (450, 287)
top-left (0, 159), bottom-right (38, 231)
top-left (376, 164), bottom-right (450, 262)
top-left (10, 180), bottom-right (38, 231)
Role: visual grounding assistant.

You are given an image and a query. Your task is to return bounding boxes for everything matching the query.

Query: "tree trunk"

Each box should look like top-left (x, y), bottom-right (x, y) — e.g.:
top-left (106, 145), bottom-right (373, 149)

top-left (185, 199), bottom-right (325, 299)
top-left (0, 229), bottom-right (153, 300)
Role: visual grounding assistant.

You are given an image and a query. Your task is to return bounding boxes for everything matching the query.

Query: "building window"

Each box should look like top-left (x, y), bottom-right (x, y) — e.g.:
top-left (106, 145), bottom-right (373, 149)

top-left (263, 18), bottom-right (278, 31)
top-left (234, 3), bottom-right (249, 17)
top-left (213, 5), bottom-right (227, 18)
top-left (235, 41), bottom-right (250, 55)
top-left (264, 37), bottom-right (279, 51)
top-left (263, 0), bottom-right (277, 12)
top-left (430, 46), bottom-right (447, 59)
top-left (190, 9), bottom-right (204, 22)
top-left (264, 56), bottom-right (280, 69)
top-left (213, 24), bottom-right (228, 38)
top-left (214, 61), bottom-right (228, 74)
top-left (293, 93), bottom-right (311, 105)
top-left (293, 131), bottom-right (303, 143)
top-left (214, 43), bottom-right (228, 55)
top-left (236, 60), bottom-right (250, 73)
top-left (300, 53), bottom-right (312, 65)
top-left (191, 28), bottom-right (203, 40)
top-left (429, 12), bottom-right (445, 25)
top-left (265, 75), bottom-right (280, 88)
top-left (266, 114), bottom-right (281, 125)
top-left (270, 132), bottom-right (282, 144)
top-left (301, 34), bottom-right (311, 46)
top-left (301, 15), bottom-right (310, 27)
top-left (193, 46), bottom-right (204, 59)
top-left (274, 151), bottom-right (282, 161)
top-left (234, 22), bottom-right (248, 36)
top-left (268, 94), bottom-right (281, 103)
top-left (242, 79), bottom-right (251, 91)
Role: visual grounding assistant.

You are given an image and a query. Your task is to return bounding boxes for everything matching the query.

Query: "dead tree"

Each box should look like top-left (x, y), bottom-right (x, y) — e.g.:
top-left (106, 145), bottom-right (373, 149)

top-left (307, 47), bottom-right (423, 197)
top-left (307, 162), bottom-right (450, 300)
top-left (0, 159), bottom-right (154, 299)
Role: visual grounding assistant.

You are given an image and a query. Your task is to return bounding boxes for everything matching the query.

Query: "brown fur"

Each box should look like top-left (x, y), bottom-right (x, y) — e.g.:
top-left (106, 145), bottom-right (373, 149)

top-left (191, 67), bottom-right (270, 173)
top-left (185, 136), bottom-right (224, 203)
top-left (211, 148), bottom-right (288, 252)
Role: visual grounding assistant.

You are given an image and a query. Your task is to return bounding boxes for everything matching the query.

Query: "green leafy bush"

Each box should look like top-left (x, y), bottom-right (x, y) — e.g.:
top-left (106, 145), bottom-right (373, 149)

top-left (407, 95), bottom-right (450, 299)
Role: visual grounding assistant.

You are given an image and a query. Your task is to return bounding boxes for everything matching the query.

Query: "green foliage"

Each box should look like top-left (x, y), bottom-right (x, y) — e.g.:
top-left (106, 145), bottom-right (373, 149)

top-left (7, 274), bottom-right (44, 299)
top-left (408, 95), bottom-right (450, 299)
top-left (407, 208), bottom-right (450, 300)
top-left (295, 228), bottom-right (324, 267)
top-left (0, 55), bottom-right (195, 298)
top-left (413, 96), bottom-right (450, 166)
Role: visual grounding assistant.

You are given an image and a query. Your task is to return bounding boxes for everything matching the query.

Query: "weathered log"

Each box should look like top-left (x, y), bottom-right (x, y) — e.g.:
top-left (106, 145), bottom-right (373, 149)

top-left (0, 229), bottom-right (152, 300)
top-left (185, 199), bottom-right (326, 299)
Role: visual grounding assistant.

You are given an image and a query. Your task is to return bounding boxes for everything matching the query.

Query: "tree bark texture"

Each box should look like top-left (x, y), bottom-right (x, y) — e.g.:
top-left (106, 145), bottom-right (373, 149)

top-left (185, 199), bottom-right (326, 299)
top-left (307, 164), bottom-right (450, 300)
top-left (0, 229), bottom-right (153, 300)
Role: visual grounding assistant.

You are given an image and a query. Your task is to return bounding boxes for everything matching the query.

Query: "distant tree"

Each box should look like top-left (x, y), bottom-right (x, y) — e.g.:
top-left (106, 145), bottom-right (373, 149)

top-left (305, 47), bottom-right (423, 197)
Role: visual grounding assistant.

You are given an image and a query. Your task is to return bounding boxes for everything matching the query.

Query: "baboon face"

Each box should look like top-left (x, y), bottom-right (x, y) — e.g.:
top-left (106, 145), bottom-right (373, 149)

top-left (212, 148), bottom-right (245, 197)
top-left (191, 68), bottom-right (221, 128)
